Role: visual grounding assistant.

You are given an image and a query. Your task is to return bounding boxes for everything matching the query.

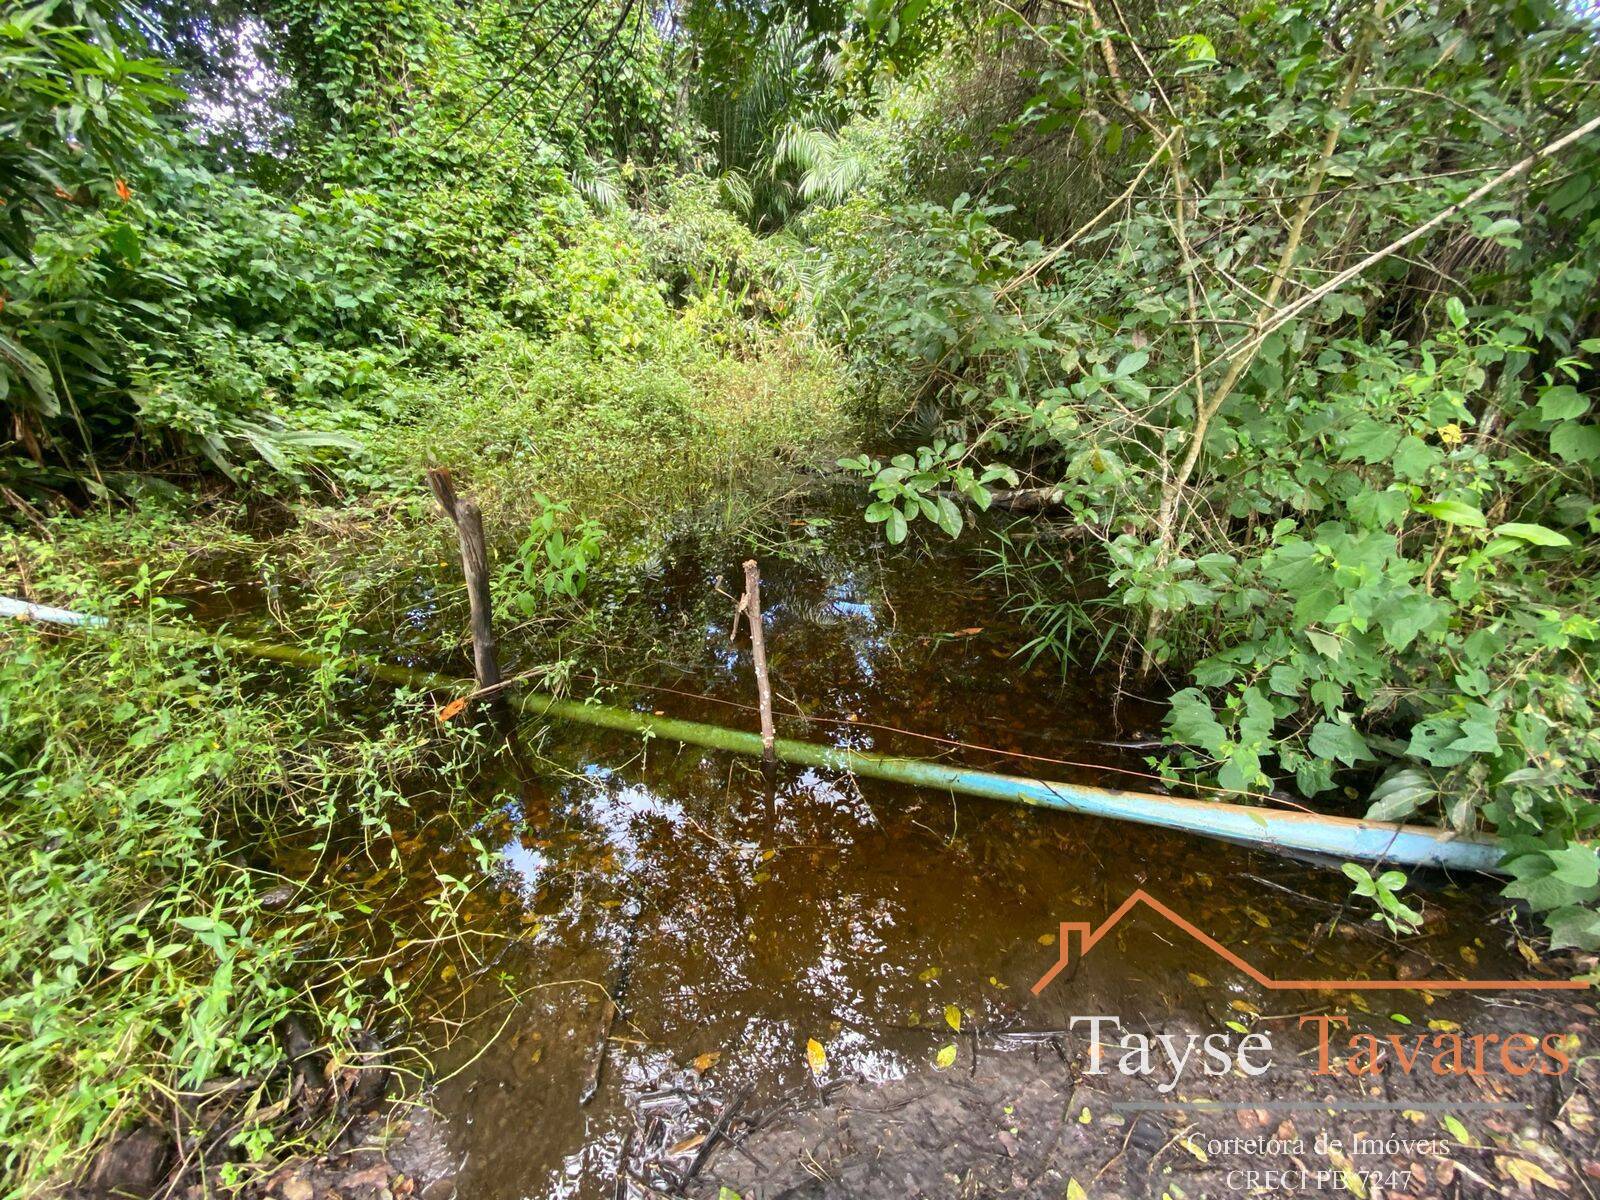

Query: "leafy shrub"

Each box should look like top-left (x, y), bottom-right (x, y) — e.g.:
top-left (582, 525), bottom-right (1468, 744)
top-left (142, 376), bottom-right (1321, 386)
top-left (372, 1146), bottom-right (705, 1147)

top-left (820, 0), bottom-right (1600, 947)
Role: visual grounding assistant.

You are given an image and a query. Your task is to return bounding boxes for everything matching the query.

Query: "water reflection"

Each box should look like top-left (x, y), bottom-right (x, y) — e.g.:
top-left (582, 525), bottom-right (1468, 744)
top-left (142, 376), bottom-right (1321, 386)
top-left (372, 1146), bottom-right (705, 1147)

top-left (364, 491), bottom-right (1515, 1200)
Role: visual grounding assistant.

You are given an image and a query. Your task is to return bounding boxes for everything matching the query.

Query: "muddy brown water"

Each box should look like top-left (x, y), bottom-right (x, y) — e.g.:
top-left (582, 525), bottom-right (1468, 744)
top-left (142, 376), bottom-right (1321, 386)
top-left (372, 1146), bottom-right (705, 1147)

top-left (251, 492), bottom-right (1542, 1198)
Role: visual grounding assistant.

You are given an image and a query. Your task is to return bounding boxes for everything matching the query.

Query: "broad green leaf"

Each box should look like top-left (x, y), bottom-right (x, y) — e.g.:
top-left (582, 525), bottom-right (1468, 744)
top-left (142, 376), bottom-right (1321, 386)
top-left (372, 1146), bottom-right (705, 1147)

top-left (1415, 499), bottom-right (1486, 528)
top-left (1308, 720), bottom-right (1372, 766)
top-left (1167, 689), bottom-right (1226, 754)
top-left (1545, 846), bottom-right (1600, 889)
top-left (936, 496), bottom-right (964, 539)
top-left (1365, 769), bottom-right (1433, 822)
top-left (1552, 421), bottom-right (1600, 462)
top-left (1492, 522), bottom-right (1570, 547)
top-left (1537, 385), bottom-right (1589, 422)
top-left (1545, 905), bottom-right (1600, 952)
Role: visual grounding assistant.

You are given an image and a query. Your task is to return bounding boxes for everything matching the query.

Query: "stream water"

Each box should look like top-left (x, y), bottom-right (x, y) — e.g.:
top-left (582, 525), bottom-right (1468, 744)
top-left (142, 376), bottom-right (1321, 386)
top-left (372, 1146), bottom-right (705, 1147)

top-left (250, 487), bottom-right (1530, 1198)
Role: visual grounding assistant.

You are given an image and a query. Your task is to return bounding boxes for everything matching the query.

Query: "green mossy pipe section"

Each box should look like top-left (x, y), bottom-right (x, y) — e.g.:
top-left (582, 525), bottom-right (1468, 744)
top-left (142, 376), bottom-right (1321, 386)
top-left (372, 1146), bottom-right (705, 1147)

top-left (2, 599), bottom-right (1506, 874)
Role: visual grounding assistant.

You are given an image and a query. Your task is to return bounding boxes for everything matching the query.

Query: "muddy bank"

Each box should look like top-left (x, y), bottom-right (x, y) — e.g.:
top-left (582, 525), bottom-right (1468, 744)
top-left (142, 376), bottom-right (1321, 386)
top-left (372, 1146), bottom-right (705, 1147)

top-left (671, 992), bottom-right (1600, 1198)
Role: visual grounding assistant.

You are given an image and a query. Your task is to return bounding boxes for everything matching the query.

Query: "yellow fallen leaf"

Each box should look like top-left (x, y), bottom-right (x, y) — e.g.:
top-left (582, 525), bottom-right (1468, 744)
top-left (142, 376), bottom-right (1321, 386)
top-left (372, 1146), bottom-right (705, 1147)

top-left (1496, 1155), bottom-right (1563, 1193)
top-left (1427, 1019), bottom-right (1460, 1033)
top-left (919, 966), bottom-right (941, 982)
top-left (1186, 972), bottom-right (1210, 988)
top-left (1038, 932), bottom-right (1056, 946)
top-left (1067, 1180), bottom-right (1088, 1200)
top-left (692, 1051), bottom-right (721, 1072)
top-left (805, 1038), bottom-right (826, 1077)
top-left (1078, 1106), bottom-right (1092, 1124)
top-left (1327, 1148), bottom-right (1366, 1199)
top-left (934, 1044), bottom-right (958, 1069)
top-left (945, 1004), bottom-right (962, 1032)
top-left (1459, 945), bottom-right (1479, 967)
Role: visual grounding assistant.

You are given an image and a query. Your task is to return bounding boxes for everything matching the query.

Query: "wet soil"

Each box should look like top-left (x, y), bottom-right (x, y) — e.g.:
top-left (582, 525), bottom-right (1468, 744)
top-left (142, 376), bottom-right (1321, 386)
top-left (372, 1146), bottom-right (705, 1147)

top-left (240, 488), bottom-right (1593, 1199)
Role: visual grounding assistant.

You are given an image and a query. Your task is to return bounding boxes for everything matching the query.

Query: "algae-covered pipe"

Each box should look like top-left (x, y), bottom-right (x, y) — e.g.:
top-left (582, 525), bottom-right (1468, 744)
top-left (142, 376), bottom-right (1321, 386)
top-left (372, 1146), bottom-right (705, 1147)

top-left (2, 597), bottom-right (1507, 874)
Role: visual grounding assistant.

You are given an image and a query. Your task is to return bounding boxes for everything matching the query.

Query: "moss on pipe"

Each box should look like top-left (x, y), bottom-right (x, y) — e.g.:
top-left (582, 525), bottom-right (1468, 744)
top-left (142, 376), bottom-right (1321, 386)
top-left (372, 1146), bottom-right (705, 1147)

top-left (5, 603), bottom-right (1508, 875)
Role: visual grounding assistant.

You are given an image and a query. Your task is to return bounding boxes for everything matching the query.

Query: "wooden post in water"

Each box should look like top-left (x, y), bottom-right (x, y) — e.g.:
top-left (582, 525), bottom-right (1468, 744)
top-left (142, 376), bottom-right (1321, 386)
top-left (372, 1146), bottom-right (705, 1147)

top-left (741, 559), bottom-right (775, 764)
top-left (427, 467), bottom-right (500, 690)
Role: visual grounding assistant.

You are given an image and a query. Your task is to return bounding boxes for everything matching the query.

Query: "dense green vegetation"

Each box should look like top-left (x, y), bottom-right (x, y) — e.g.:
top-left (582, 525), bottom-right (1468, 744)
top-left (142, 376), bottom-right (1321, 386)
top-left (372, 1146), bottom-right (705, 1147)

top-left (3, 0), bottom-right (1600, 1191)
top-left (810, 0), bottom-right (1600, 955)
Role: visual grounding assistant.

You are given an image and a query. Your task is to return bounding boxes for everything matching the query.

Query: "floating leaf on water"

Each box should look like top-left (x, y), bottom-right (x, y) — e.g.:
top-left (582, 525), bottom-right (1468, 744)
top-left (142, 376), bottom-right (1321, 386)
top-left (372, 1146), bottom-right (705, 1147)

top-left (1228, 999), bottom-right (1257, 1015)
top-left (934, 1044), bottom-right (958, 1070)
top-left (805, 1038), bottom-right (827, 1077)
top-left (692, 1051), bottom-right (721, 1072)
top-left (1459, 945), bottom-right (1479, 966)
top-left (945, 1004), bottom-right (962, 1032)
top-left (1186, 972), bottom-right (1210, 988)
top-left (1389, 1013), bottom-right (1412, 1025)
top-left (1427, 1019), bottom-right (1459, 1032)
top-left (918, 966), bottom-right (941, 982)
top-left (988, 976), bottom-right (1008, 989)
top-left (1066, 1180), bottom-right (1088, 1200)
top-left (1038, 932), bottom-right (1056, 946)
top-left (1078, 1106), bottom-right (1092, 1124)
top-left (1225, 1020), bottom-right (1249, 1034)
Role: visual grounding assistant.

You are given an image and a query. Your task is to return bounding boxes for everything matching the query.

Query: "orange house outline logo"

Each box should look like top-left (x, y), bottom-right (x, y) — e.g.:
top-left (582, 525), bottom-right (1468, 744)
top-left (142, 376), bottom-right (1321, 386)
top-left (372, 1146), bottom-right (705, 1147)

top-left (1031, 889), bottom-right (1587, 995)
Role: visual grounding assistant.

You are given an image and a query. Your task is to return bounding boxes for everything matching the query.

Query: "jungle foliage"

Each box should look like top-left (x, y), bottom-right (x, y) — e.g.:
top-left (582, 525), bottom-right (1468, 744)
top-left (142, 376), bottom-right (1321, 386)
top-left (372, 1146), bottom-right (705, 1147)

top-left (5, 0), bottom-right (1600, 1190)
top-left (813, 0), bottom-right (1600, 949)
top-left (0, 0), bottom-right (841, 1192)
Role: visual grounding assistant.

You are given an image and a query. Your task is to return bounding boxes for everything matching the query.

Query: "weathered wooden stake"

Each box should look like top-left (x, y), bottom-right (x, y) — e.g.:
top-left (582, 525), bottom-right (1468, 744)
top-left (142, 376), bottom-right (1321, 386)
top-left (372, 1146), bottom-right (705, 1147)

top-left (741, 558), bottom-right (775, 763)
top-left (427, 467), bottom-right (500, 690)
